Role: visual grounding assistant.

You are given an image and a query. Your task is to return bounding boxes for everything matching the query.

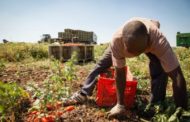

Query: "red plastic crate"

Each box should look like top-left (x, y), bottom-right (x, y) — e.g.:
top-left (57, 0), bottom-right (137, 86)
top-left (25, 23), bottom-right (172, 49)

top-left (96, 67), bottom-right (137, 108)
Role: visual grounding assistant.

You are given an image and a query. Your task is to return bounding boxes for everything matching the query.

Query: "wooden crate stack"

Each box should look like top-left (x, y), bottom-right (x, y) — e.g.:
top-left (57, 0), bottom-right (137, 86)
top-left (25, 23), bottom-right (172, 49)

top-left (58, 29), bottom-right (94, 43)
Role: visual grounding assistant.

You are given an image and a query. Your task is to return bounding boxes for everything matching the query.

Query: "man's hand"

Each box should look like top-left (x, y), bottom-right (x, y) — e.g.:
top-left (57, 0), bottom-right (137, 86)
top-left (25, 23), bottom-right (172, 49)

top-left (106, 104), bottom-right (126, 119)
top-left (167, 66), bottom-right (188, 109)
top-left (106, 67), bottom-right (126, 119)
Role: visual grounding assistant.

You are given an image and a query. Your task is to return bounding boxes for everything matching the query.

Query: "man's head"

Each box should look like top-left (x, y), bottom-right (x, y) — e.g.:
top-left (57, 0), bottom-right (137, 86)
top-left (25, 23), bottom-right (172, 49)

top-left (122, 21), bottom-right (148, 56)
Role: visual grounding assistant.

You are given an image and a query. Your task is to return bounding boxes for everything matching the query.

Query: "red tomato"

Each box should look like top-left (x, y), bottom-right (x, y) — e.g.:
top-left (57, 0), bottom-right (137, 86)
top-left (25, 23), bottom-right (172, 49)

top-left (26, 116), bottom-right (32, 122)
top-left (34, 117), bottom-right (41, 122)
top-left (57, 111), bottom-right (63, 117)
top-left (46, 115), bottom-right (55, 122)
top-left (40, 115), bottom-right (55, 122)
top-left (46, 104), bottom-right (55, 111)
top-left (41, 117), bottom-right (48, 122)
top-left (64, 106), bottom-right (75, 112)
top-left (30, 110), bottom-right (38, 115)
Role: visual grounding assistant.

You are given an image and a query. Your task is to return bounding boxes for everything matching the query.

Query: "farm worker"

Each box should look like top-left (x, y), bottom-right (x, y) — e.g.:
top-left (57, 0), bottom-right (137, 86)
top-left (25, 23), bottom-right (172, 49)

top-left (63, 17), bottom-right (188, 118)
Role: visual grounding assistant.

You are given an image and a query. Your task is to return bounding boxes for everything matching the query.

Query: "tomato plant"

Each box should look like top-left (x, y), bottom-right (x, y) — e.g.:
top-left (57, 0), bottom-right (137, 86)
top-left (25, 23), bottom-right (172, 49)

top-left (0, 82), bottom-right (29, 121)
top-left (25, 55), bottom-right (78, 121)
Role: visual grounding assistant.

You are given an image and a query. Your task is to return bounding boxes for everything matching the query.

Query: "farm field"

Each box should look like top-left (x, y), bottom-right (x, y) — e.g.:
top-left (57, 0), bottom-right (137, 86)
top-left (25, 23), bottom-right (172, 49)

top-left (0, 43), bottom-right (190, 122)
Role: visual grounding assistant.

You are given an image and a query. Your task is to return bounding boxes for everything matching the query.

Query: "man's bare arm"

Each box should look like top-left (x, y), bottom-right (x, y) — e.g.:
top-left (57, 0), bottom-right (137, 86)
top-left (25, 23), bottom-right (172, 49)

top-left (115, 67), bottom-right (126, 105)
top-left (167, 66), bottom-right (188, 109)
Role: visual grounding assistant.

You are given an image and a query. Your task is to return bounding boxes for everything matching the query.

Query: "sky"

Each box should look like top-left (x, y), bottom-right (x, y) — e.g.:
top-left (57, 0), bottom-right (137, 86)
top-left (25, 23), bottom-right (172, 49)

top-left (0, 0), bottom-right (190, 46)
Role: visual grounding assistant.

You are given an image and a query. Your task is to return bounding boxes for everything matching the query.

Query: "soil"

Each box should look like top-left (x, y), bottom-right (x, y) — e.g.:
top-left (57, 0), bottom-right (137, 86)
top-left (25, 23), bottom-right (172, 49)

top-left (0, 63), bottom-right (150, 122)
top-left (0, 64), bottom-right (50, 85)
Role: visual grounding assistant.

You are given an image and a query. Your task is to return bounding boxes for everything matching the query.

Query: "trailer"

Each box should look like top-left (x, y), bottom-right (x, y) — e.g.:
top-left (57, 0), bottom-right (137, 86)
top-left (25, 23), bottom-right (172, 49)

top-left (48, 43), bottom-right (94, 63)
top-left (176, 32), bottom-right (190, 48)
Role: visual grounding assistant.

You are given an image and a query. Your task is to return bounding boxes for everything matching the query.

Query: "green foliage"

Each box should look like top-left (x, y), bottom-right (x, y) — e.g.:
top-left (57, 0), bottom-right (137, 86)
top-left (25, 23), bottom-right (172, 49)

top-left (64, 51), bottom-right (77, 82)
top-left (94, 44), bottom-right (109, 61)
top-left (0, 82), bottom-right (29, 118)
top-left (126, 54), bottom-right (149, 78)
top-left (151, 106), bottom-right (190, 122)
top-left (26, 53), bottom-right (77, 112)
top-left (0, 60), bottom-right (5, 71)
top-left (29, 44), bottom-right (48, 59)
top-left (0, 43), bottom-right (48, 62)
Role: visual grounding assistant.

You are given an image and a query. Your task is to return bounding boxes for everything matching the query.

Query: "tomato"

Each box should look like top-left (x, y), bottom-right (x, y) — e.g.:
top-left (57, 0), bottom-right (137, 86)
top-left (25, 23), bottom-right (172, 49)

top-left (46, 103), bottom-right (55, 111)
top-left (30, 110), bottom-right (38, 115)
top-left (26, 116), bottom-right (32, 122)
top-left (64, 106), bottom-right (75, 112)
top-left (46, 115), bottom-right (55, 122)
top-left (33, 117), bottom-right (41, 122)
top-left (40, 115), bottom-right (55, 122)
top-left (57, 111), bottom-right (63, 117)
top-left (41, 117), bottom-right (48, 122)
top-left (55, 101), bottom-right (62, 108)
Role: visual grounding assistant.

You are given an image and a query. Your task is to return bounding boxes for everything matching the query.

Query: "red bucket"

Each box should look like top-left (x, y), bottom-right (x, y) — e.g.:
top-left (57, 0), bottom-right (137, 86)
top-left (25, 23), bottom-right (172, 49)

top-left (96, 66), bottom-right (137, 108)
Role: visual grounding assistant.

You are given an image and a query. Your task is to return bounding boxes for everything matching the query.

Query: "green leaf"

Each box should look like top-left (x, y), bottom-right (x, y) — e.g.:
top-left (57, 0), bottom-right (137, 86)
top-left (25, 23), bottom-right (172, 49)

top-left (0, 105), bottom-right (4, 113)
top-left (168, 115), bottom-right (179, 122)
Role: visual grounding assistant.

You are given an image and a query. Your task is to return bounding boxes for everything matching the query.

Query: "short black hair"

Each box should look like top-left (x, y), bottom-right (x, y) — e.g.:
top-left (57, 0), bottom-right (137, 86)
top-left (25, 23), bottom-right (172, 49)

top-left (123, 20), bottom-right (147, 37)
top-left (122, 21), bottom-right (148, 54)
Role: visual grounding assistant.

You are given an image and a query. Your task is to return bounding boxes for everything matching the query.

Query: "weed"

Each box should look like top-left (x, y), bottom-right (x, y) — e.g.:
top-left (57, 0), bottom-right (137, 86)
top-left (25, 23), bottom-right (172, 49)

top-left (0, 82), bottom-right (29, 121)
top-left (0, 60), bottom-right (5, 72)
top-left (29, 44), bottom-right (48, 60)
top-left (63, 51), bottom-right (77, 93)
top-left (0, 43), bottom-right (48, 62)
top-left (94, 44), bottom-right (109, 61)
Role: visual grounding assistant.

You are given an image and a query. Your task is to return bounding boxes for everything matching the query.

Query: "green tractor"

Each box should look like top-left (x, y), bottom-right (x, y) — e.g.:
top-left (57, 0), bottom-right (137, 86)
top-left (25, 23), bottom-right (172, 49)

top-left (176, 32), bottom-right (190, 48)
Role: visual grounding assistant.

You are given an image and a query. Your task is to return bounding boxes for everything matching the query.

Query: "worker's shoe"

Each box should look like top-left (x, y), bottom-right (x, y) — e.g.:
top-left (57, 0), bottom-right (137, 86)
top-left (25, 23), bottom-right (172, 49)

top-left (62, 91), bottom-right (87, 106)
top-left (106, 104), bottom-right (126, 119)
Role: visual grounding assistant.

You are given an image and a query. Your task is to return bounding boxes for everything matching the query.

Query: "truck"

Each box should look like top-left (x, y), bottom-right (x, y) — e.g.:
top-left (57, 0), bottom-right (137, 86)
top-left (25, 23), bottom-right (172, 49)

top-left (39, 34), bottom-right (52, 43)
top-left (39, 29), bottom-right (97, 44)
top-left (176, 32), bottom-right (190, 48)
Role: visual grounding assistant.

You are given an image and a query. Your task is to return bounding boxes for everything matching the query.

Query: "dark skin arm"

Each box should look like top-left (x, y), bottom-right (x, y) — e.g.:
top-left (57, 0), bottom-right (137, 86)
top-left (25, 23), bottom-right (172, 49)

top-left (167, 66), bottom-right (188, 109)
top-left (115, 67), bottom-right (126, 105)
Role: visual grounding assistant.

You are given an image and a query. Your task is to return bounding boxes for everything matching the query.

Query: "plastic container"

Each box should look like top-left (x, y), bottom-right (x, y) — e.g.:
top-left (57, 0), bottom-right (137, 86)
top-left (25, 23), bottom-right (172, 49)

top-left (96, 66), bottom-right (137, 108)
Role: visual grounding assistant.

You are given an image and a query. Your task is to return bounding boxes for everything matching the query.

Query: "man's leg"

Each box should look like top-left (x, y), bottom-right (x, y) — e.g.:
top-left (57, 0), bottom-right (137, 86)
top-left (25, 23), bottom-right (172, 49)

top-left (146, 53), bottom-right (168, 103)
top-left (81, 46), bottom-right (112, 96)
